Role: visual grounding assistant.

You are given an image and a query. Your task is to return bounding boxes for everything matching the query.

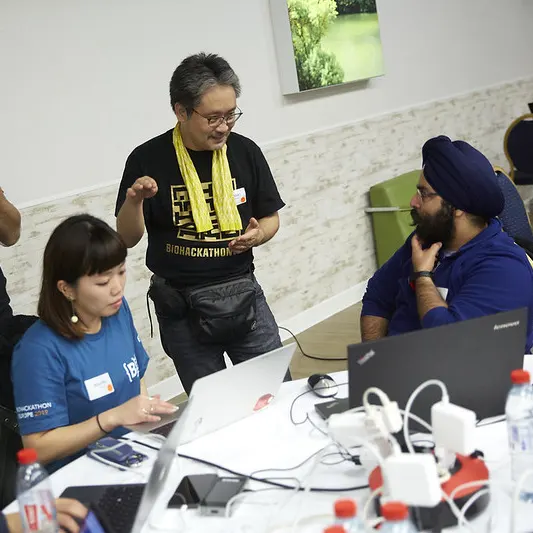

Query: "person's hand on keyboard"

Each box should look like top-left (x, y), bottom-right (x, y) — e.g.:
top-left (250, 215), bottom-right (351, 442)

top-left (99, 394), bottom-right (177, 429)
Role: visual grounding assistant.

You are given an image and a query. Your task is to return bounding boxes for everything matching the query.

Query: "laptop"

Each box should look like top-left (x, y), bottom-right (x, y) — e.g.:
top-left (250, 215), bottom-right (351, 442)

top-left (62, 394), bottom-right (196, 533)
top-left (62, 343), bottom-right (296, 531)
top-left (127, 342), bottom-right (297, 442)
top-left (347, 308), bottom-right (527, 426)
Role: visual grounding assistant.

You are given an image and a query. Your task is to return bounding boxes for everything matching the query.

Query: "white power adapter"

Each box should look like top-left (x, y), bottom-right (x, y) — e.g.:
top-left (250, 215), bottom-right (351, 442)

top-left (382, 452), bottom-right (442, 507)
top-left (431, 401), bottom-right (476, 456)
top-left (328, 412), bottom-right (369, 450)
top-left (366, 402), bottom-right (403, 435)
top-left (328, 411), bottom-right (397, 471)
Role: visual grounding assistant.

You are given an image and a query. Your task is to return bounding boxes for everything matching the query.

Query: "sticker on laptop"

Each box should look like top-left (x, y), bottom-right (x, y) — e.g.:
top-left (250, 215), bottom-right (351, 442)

top-left (253, 393), bottom-right (274, 412)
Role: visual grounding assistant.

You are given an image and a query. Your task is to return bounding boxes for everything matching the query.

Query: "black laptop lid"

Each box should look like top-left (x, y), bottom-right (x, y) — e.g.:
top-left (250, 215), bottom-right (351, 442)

top-left (348, 308), bottom-right (527, 424)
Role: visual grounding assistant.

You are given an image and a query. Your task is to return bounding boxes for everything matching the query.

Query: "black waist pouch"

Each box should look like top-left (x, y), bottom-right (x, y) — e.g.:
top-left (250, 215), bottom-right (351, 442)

top-left (148, 275), bottom-right (188, 320)
top-left (185, 275), bottom-right (257, 344)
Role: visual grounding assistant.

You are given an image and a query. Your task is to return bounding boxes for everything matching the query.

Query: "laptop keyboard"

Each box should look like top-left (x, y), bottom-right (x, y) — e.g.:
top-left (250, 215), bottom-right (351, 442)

top-left (150, 421), bottom-right (175, 438)
top-left (96, 484), bottom-right (145, 532)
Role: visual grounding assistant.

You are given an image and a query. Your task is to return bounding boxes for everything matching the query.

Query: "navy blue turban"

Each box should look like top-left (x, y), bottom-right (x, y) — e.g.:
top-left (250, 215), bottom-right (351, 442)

top-left (422, 135), bottom-right (504, 218)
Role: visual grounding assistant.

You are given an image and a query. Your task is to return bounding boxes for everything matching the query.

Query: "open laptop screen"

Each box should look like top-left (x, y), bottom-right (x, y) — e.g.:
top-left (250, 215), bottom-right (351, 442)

top-left (348, 308), bottom-right (527, 424)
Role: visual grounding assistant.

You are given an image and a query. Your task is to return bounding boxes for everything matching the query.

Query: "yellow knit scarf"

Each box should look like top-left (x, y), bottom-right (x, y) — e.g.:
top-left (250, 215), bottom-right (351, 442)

top-left (172, 124), bottom-right (242, 233)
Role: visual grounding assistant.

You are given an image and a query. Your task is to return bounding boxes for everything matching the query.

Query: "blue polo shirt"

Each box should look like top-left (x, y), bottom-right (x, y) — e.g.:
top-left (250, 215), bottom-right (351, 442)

top-left (362, 219), bottom-right (533, 352)
top-left (11, 298), bottom-right (149, 471)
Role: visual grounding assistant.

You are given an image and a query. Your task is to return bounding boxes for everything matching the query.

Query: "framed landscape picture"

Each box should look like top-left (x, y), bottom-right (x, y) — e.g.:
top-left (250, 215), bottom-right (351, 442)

top-left (270, 0), bottom-right (385, 94)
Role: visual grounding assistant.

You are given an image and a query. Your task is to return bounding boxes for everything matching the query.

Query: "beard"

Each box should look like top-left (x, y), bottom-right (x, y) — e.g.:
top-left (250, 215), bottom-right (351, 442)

top-left (411, 202), bottom-right (455, 248)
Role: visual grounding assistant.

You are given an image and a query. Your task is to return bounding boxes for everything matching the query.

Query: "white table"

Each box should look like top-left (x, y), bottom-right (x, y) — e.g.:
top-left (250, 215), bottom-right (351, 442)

top-left (5, 372), bottom-right (533, 532)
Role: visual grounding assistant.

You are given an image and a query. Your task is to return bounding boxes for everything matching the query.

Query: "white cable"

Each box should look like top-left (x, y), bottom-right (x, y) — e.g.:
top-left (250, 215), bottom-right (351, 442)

top-left (456, 489), bottom-right (489, 531)
top-left (398, 409), bottom-right (433, 433)
top-left (362, 487), bottom-right (383, 533)
top-left (289, 444), bottom-right (336, 533)
top-left (449, 479), bottom-right (491, 501)
top-left (362, 387), bottom-right (392, 410)
top-left (403, 379), bottom-right (448, 454)
top-left (440, 490), bottom-right (474, 533)
top-left (511, 467), bottom-right (533, 533)
top-left (225, 487), bottom-right (296, 519)
top-left (440, 476), bottom-right (509, 531)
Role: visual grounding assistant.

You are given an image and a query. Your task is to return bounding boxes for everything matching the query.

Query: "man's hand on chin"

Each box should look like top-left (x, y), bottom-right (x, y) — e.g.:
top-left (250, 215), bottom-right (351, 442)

top-left (411, 234), bottom-right (442, 272)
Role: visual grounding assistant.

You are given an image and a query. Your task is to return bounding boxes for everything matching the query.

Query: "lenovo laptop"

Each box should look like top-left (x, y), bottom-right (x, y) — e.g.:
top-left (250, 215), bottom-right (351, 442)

top-left (347, 308), bottom-right (528, 426)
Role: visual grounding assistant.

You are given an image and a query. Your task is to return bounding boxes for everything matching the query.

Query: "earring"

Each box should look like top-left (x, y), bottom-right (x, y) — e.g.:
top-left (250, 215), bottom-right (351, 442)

top-left (69, 300), bottom-right (79, 324)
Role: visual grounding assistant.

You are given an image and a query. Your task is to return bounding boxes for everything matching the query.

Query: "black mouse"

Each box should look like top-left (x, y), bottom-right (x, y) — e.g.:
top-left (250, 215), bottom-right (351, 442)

top-left (307, 373), bottom-right (338, 398)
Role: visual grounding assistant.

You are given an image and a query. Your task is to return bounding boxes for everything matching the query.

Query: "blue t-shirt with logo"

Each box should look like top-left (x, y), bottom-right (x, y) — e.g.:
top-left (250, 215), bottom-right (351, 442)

top-left (11, 298), bottom-right (149, 471)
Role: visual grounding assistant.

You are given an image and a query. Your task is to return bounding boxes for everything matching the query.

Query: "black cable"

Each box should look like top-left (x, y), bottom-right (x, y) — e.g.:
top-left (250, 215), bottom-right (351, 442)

top-left (178, 452), bottom-right (369, 492)
top-left (249, 448), bottom-right (352, 479)
top-left (279, 326), bottom-right (347, 361)
top-left (289, 382), bottom-right (348, 426)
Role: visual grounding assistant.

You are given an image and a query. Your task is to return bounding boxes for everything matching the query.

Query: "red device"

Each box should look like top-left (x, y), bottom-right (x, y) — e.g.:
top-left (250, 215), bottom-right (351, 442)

top-left (368, 453), bottom-right (490, 531)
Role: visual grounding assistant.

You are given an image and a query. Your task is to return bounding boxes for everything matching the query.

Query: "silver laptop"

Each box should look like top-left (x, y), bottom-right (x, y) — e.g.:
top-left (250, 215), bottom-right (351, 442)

top-left (127, 343), bottom-right (296, 441)
top-left (61, 393), bottom-right (196, 533)
top-left (130, 396), bottom-right (195, 533)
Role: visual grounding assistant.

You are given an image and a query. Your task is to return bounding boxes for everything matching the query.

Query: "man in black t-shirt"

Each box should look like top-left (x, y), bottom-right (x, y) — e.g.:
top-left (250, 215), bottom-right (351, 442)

top-left (115, 53), bottom-right (288, 394)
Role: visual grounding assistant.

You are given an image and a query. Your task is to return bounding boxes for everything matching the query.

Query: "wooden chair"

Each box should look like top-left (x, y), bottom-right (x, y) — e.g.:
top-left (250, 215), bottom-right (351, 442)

top-left (503, 114), bottom-right (533, 184)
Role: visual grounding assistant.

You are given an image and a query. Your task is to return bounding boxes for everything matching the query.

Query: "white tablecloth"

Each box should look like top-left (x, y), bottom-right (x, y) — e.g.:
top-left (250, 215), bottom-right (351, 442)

top-left (5, 372), bottom-right (533, 532)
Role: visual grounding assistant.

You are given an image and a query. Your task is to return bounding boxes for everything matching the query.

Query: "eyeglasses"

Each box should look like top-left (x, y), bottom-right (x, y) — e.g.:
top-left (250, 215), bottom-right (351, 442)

top-left (416, 188), bottom-right (439, 201)
top-left (192, 107), bottom-right (243, 128)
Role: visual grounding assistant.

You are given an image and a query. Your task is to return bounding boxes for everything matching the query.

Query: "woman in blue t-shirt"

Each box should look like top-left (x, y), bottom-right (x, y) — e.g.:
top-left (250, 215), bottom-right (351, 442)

top-left (11, 214), bottom-right (176, 470)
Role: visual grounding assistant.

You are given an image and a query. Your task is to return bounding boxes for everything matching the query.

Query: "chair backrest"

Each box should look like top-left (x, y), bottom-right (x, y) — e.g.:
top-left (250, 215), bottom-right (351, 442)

top-left (0, 314), bottom-right (38, 508)
top-left (494, 167), bottom-right (533, 244)
top-left (504, 114), bottom-right (533, 179)
top-left (368, 170), bottom-right (419, 267)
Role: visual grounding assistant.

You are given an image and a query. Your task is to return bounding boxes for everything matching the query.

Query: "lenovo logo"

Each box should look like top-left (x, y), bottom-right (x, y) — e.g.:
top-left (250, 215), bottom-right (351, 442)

top-left (494, 321), bottom-right (520, 331)
top-left (357, 349), bottom-right (376, 365)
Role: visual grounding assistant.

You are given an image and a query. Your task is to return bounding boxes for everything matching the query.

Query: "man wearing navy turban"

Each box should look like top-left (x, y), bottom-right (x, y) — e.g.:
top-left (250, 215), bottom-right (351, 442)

top-left (361, 136), bottom-right (533, 352)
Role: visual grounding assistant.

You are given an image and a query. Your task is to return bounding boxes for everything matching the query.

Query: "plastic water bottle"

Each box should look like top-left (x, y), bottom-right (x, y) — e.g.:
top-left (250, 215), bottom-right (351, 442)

top-left (333, 499), bottom-right (363, 532)
top-left (16, 449), bottom-right (58, 532)
top-left (380, 502), bottom-right (417, 533)
top-left (506, 369), bottom-right (533, 500)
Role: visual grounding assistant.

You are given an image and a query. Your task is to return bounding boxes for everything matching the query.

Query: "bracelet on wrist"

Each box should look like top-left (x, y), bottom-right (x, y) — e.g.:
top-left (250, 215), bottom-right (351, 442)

top-left (410, 270), bottom-right (433, 282)
top-left (96, 413), bottom-right (110, 434)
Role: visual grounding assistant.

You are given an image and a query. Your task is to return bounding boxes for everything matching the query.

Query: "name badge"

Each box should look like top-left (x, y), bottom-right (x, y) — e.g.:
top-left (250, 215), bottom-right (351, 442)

top-left (233, 187), bottom-right (246, 205)
top-left (85, 373), bottom-right (115, 401)
top-left (437, 287), bottom-right (449, 300)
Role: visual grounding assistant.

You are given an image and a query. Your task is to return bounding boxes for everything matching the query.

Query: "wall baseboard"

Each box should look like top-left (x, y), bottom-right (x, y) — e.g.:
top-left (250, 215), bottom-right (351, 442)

top-left (147, 279), bottom-right (369, 400)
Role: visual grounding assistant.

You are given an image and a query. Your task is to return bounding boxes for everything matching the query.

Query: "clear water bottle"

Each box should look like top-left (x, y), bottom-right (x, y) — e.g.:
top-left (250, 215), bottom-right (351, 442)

top-left (506, 369), bottom-right (533, 500)
top-left (16, 449), bottom-right (58, 532)
top-left (380, 502), bottom-right (417, 533)
top-left (333, 499), bottom-right (363, 532)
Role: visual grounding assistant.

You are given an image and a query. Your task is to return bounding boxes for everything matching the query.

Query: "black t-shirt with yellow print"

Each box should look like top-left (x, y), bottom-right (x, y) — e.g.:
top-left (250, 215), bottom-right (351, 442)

top-left (115, 130), bottom-right (285, 287)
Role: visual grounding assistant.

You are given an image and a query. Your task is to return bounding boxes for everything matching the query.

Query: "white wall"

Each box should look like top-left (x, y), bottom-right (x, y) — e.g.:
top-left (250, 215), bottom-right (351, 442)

top-left (1, 0), bottom-right (532, 207)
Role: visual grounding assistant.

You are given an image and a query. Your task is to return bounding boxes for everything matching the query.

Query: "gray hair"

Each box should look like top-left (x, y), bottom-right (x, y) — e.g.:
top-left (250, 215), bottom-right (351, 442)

top-left (169, 53), bottom-right (241, 114)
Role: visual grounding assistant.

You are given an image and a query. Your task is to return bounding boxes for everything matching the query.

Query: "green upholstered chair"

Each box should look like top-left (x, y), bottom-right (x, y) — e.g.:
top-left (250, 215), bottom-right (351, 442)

top-left (367, 170), bottom-right (420, 267)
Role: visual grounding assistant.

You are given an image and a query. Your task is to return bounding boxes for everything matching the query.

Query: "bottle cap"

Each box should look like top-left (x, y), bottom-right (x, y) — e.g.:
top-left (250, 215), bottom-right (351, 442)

top-left (334, 499), bottom-right (357, 518)
top-left (511, 369), bottom-right (530, 385)
top-left (324, 527), bottom-right (346, 533)
top-left (382, 501), bottom-right (409, 521)
top-left (17, 448), bottom-right (38, 465)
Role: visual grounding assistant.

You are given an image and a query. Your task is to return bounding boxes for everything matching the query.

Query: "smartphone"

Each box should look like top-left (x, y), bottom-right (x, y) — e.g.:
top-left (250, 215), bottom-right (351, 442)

top-left (200, 476), bottom-right (247, 516)
top-left (170, 474), bottom-right (219, 508)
